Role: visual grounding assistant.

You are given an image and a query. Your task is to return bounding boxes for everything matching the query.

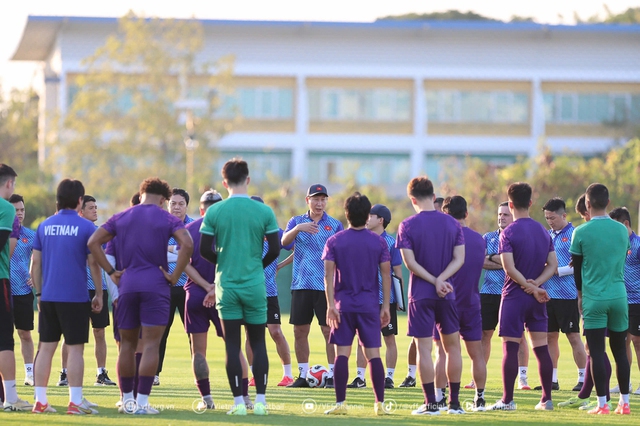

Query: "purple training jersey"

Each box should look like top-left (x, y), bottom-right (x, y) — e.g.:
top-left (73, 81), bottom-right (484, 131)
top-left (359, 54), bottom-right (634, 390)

top-left (396, 211), bottom-right (465, 302)
top-left (499, 217), bottom-right (554, 299)
top-left (451, 227), bottom-right (485, 309)
top-left (322, 228), bottom-right (390, 314)
top-left (183, 217), bottom-right (215, 291)
top-left (101, 204), bottom-right (185, 296)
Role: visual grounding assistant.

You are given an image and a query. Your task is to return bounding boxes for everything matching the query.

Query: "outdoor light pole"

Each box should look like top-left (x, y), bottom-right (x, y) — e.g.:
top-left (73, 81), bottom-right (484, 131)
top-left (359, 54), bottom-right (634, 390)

top-left (184, 109), bottom-right (199, 200)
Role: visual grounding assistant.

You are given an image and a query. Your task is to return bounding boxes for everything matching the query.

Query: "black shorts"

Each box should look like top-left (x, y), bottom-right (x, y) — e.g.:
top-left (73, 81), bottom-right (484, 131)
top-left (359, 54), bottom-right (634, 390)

top-left (381, 303), bottom-right (398, 336)
top-left (12, 293), bottom-right (34, 331)
top-left (547, 298), bottom-right (580, 333)
top-left (0, 279), bottom-right (15, 351)
top-left (89, 290), bottom-right (110, 329)
top-left (629, 304), bottom-right (640, 337)
top-left (267, 296), bottom-right (282, 325)
top-left (39, 301), bottom-right (91, 345)
top-left (481, 293), bottom-right (501, 331)
top-left (290, 290), bottom-right (327, 326)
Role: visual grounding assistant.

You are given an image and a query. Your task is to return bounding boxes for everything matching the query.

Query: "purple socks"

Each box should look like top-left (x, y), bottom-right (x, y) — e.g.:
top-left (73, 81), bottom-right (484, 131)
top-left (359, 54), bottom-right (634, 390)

top-left (502, 341), bottom-right (519, 403)
top-left (368, 357), bottom-right (385, 403)
top-left (334, 355), bottom-right (348, 403)
top-left (196, 378), bottom-right (211, 397)
top-left (137, 375), bottom-right (154, 396)
top-left (421, 382), bottom-right (436, 405)
top-left (449, 382), bottom-right (461, 405)
top-left (533, 345), bottom-right (553, 403)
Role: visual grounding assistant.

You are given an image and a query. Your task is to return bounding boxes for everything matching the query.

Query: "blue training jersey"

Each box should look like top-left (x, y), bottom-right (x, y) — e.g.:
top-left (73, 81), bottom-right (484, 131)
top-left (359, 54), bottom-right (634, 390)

top-left (543, 223), bottom-right (577, 300)
top-left (168, 215), bottom-right (194, 287)
top-left (263, 228), bottom-right (294, 297)
top-left (378, 231), bottom-right (402, 304)
top-left (625, 232), bottom-right (640, 304)
top-left (480, 229), bottom-right (504, 295)
top-left (10, 225), bottom-right (35, 296)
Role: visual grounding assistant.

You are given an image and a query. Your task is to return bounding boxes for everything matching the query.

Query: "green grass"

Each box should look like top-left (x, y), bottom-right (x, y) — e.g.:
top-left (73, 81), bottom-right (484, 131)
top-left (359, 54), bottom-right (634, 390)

top-left (2, 312), bottom-right (638, 424)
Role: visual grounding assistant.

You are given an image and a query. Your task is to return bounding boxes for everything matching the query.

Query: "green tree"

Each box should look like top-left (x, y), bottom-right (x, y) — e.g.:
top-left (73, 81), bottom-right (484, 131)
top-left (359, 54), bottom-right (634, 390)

top-left (55, 12), bottom-right (234, 213)
top-left (377, 10), bottom-right (499, 22)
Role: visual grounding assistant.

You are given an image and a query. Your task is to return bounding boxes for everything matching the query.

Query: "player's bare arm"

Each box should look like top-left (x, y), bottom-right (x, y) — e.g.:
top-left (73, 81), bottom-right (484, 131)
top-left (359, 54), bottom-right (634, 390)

top-left (184, 263), bottom-right (214, 293)
top-left (400, 248), bottom-right (452, 297)
top-left (281, 222), bottom-right (318, 246)
top-left (502, 252), bottom-right (549, 303)
top-left (88, 253), bottom-right (103, 313)
top-left (380, 260), bottom-right (391, 328)
top-left (526, 251), bottom-right (559, 288)
top-left (30, 249), bottom-right (42, 311)
top-left (324, 259), bottom-right (340, 329)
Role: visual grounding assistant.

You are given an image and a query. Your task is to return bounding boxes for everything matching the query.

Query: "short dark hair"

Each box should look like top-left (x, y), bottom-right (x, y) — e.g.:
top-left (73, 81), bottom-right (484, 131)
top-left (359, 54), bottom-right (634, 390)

top-left (434, 197), bottom-right (444, 205)
top-left (609, 207), bottom-right (632, 228)
top-left (82, 195), bottom-right (96, 209)
top-left (344, 192), bottom-right (371, 228)
top-left (542, 197), bottom-right (566, 214)
top-left (0, 164), bottom-right (17, 186)
top-left (575, 194), bottom-right (587, 215)
top-left (507, 182), bottom-right (532, 210)
top-left (130, 192), bottom-right (141, 206)
top-left (222, 158), bottom-right (249, 185)
top-left (171, 188), bottom-right (190, 205)
top-left (442, 196), bottom-right (467, 220)
top-left (407, 176), bottom-right (434, 200)
top-left (499, 201), bottom-right (509, 208)
top-left (139, 177), bottom-right (171, 199)
top-left (9, 194), bottom-right (24, 204)
top-left (56, 179), bottom-right (85, 210)
top-left (586, 183), bottom-right (609, 210)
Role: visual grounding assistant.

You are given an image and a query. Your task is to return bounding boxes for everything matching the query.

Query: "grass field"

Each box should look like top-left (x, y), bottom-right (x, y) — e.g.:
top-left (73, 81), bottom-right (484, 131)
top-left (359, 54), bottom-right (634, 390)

top-left (1, 312), bottom-right (638, 425)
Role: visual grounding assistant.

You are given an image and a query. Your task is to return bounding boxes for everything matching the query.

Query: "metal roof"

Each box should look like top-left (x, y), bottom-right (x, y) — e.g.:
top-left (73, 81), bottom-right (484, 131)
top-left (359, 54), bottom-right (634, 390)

top-left (12, 14), bottom-right (640, 61)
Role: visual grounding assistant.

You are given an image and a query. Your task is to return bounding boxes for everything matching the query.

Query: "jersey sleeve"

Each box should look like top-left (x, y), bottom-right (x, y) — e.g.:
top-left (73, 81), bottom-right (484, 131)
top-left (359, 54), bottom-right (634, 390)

top-left (279, 229), bottom-right (294, 251)
top-left (395, 221), bottom-right (412, 250)
top-left (33, 223), bottom-right (43, 251)
top-left (284, 216), bottom-right (297, 233)
top-left (101, 213), bottom-right (118, 237)
top-left (390, 244), bottom-right (402, 267)
top-left (498, 229), bottom-right (512, 254)
top-left (0, 202), bottom-right (14, 232)
top-left (569, 228), bottom-right (582, 255)
top-left (454, 221), bottom-right (465, 246)
top-left (321, 236), bottom-right (335, 262)
top-left (547, 233), bottom-right (555, 253)
top-left (200, 208), bottom-right (215, 236)
top-left (264, 207), bottom-right (279, 235)
top-left (379, 237), bottom-right (391, 264)
top-left (10, 216), bottom-right (20, 238)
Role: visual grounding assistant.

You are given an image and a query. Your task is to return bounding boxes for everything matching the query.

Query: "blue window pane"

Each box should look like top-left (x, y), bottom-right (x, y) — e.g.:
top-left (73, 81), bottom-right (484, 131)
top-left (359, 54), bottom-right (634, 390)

top-left (277, 89), bottom-right (293, 118)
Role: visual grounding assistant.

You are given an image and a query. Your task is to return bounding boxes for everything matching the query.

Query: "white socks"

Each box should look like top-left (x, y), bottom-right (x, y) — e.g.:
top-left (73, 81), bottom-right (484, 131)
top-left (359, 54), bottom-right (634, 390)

top-left (35, 386), bottom-right (47, 405)
top-left (298, 363), bottom-right (309, 379)
top-left (69, 387), bottom-right (83, 405)
top-left (356, 367), bottom-right (366, 379)
top-left (519, 366), bottom-right (528, 379)
top-left (137, 393), bottom-right (149, 408)
top-left (283, 364), bottom-right (292, 378)
top-left (408, 365), bottom-right (417, 379)
top-left (386, 368), bottom-right (395, 380)
top-left (597, 395), bottom-right (607, 408)
top-left (233, 395), bottom-right (245, 406)
top-left (328, 363), bottom-right (334, 378)
top-left (552, 368), bottom-right (558, 382)
top-left (25, 364), bottom-right (33, 376)
top-left (255, 394), bottom-right (266, 405)
top-left (578, 368), bottom-right (585, 382)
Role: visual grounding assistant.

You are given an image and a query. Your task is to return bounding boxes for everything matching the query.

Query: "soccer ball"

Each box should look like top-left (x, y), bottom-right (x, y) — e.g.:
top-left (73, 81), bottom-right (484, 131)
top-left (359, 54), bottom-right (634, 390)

top-left (306, 365), bottom-right (329, 388)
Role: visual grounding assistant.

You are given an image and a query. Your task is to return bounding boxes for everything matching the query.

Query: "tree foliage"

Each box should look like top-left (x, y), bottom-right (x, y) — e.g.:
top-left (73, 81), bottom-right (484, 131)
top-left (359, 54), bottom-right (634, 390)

top-left (377, 10), bottom-right (499, 22)
top-left (55, 12), bottom-right (234, 212)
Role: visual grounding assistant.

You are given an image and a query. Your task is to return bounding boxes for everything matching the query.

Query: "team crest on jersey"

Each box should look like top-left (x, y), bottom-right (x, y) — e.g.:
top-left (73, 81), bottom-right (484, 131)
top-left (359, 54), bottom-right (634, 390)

top-left (629, 250), bottom-right (633, 256)
top-left (324, 225), bottom-right (332, 231)
top-left (562, 237), bottom-right (568, 242)
top-left (22, 238), bottom-right (28, 243)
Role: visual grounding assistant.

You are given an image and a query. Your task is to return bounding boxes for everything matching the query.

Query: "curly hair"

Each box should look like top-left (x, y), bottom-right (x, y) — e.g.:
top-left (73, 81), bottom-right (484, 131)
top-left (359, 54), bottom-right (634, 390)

top-left (139, 177), bottom-right (171, 199)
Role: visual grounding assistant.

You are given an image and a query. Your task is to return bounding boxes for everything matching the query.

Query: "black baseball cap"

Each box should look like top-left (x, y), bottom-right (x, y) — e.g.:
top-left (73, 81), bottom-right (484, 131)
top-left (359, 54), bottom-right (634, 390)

top-left (307, 184), bottom-right (328, 197)
top-left (370, 204), bottom-right (391, 224)
top-left (200, 189), bottom-right (223, 204)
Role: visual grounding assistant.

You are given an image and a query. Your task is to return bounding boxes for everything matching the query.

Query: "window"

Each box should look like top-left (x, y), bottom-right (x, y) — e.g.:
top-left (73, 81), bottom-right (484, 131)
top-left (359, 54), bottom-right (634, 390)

top-left (544, 92), bottom-right (640, 124)
top-left (308, 88), bottom-right (412, 122)
top-left (217, 87), bottom-right (294, 120)
top-left (425, 90), bottom-right (529, 124)
top-left (307, 154), bottom-right (410, 185)
top-left (216, 151), bottom-right (291, 181)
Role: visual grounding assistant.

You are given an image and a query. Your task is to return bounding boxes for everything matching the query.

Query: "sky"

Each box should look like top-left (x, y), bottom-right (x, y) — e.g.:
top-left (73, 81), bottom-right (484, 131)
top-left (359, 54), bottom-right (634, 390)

top-left (1, 0), bottom-right (638, 94)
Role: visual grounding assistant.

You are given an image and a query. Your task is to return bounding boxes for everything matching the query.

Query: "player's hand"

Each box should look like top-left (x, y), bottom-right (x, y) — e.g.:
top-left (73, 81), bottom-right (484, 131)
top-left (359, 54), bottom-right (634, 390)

top-left (91, 294), bottom-right (103, 313)
top-left (521, 285), bottom-right (534, 294)
top-left (27, 277), bottom-right (34, 288)
top-left (203, 288), bottom-right (216, 308)
top-left (380, 306), bottom-right (391, 328)
top-left (327, 306), bottom-right (340, 329)
top-left (36, 296), bottom-right (40, 313)
top-left (526, 278), bottom-right (541, 288)
top-left (297, 222), bottom-right (319, 234)
top-left (533, 288), bottom-right (550, 304)
top-left (109, 269), bottom-right (124, 286)
top-left (112, 298), bottom-right (118, 309)
top-left (159, 266), bottom-right (178, 286)
top-left (435, 278), bottom-right (453, 298)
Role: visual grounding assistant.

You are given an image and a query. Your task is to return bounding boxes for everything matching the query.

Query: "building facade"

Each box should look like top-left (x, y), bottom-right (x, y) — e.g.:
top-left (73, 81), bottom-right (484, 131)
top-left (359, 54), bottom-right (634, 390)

top-left (12, 16), bottom-right (640, 191)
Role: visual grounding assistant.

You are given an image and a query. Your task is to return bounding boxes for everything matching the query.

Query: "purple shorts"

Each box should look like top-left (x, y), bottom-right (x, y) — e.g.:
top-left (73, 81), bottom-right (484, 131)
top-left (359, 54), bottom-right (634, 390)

top-left (498, 295), bottom-right (547, 338)
top-left (433, 306), bottom-right (482, 342)
top-left (329, 311), bottom-right (381, 348)
top-left (117, 291), bottom-right (170, 329)
top-left (112, 302), bottom-right (120, 342)
top-left (408, 298), bottom-right (459, 338)
top-left (185, 286), bottom-right (223, 337)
